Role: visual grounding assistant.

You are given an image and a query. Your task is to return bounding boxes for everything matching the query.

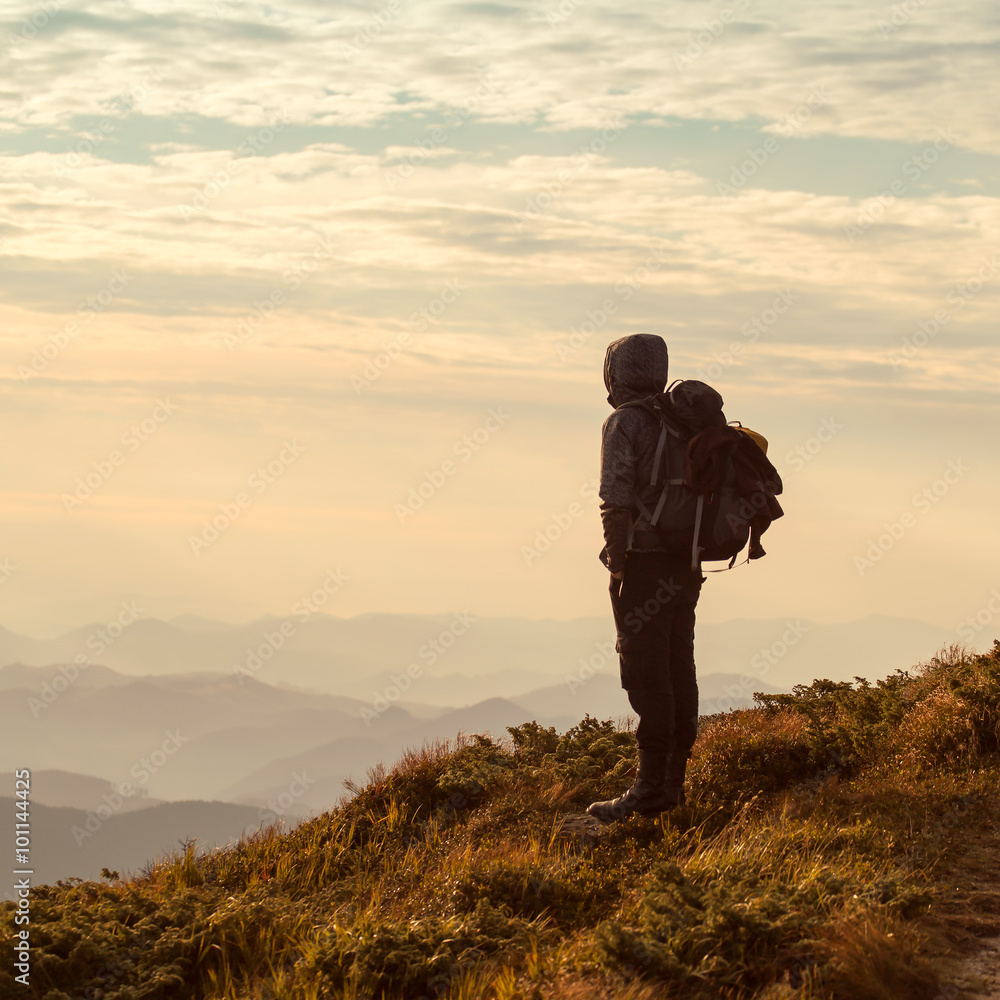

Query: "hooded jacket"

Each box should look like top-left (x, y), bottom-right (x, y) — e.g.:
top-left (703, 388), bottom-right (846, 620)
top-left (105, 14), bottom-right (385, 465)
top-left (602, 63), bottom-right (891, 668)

top-left (599, 334), bottom-right (674, 572)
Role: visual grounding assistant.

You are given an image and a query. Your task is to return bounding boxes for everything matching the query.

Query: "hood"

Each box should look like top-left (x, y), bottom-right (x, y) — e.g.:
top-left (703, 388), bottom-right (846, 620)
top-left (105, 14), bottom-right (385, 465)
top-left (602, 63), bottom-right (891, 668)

top-left (603, 333), bottom-right (669, 408)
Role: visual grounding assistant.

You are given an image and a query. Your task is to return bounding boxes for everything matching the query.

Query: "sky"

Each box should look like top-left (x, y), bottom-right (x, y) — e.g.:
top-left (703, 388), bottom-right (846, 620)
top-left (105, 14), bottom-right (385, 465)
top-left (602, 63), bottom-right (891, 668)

top-left (1, 0), bottom-right (998, 642)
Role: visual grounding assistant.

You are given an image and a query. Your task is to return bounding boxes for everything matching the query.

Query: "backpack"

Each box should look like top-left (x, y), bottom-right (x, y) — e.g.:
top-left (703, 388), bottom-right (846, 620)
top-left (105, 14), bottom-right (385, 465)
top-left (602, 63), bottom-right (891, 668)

top-left (618, 380), bottom-right (784, 571)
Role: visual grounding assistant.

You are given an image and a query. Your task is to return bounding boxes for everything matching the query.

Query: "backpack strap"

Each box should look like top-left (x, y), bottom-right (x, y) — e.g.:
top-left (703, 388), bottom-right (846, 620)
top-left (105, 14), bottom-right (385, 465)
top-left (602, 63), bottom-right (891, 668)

top-left (635, 478), bottom-right (685, 530)
top-left (619, 398), bottom-right (682, 489)
top-left (650, 479), bottom-right (684, 526)
top-left (650, 421), bottom-right (681, 487)
top-left (702, 552), bottom-right (750, 573)
top-left (619, 394), bottom-right (690, 553)
top-left (691, 495), bottom-right (704, 570)
top-left (651, 425), bottom-right (667, 487)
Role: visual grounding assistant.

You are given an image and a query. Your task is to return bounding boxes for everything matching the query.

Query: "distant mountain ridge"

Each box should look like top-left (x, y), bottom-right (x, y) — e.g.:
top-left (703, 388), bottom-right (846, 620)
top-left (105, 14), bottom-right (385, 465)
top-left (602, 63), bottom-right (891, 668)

top-left (0, 612), bottom-right (960, 701)
top-left (0, 663), bottom-right (779, 810)
top-left (24, 769), bottom-right (163, 814)
top-left (0, 797), bottom-right (281, 889)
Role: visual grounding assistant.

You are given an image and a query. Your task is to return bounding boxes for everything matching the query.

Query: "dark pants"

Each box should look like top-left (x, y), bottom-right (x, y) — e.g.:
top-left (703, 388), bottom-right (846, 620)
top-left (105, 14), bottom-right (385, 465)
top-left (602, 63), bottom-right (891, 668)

top-left (608, 551), bottom-right (704, 756)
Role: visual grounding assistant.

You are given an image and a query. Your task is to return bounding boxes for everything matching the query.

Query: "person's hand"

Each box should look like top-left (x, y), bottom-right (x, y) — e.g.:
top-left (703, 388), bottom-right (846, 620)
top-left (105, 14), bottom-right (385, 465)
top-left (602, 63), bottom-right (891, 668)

top-left (610, 569), bottom-right (624, 580)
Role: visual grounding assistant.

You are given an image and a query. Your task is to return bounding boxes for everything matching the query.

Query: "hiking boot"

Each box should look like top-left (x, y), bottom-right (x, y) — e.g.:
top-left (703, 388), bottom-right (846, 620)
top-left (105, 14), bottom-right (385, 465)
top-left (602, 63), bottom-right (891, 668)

top-left (586, 750), bottom-right (669, 824)
top-left (662, 749), bottom-right (690, 808)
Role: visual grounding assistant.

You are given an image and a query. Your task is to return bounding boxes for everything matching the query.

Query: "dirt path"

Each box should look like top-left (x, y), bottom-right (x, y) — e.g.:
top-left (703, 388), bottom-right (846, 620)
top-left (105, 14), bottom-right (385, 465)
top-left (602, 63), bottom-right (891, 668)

top-left (953, 939), bottom-right (1000, 999)
top-left (925, 821), bottom-right (1000, 999)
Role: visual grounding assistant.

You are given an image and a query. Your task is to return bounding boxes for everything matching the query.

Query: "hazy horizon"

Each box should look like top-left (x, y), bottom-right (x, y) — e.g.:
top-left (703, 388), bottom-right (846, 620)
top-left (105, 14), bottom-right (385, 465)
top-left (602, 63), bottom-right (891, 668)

top-left (0, 606), bottom-right (991, 645)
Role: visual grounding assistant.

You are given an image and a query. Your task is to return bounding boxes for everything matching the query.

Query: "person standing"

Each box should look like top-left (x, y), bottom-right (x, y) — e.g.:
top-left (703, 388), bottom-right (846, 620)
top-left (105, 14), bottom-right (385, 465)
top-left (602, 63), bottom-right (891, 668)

top-left (587, 333), bottom-right (706, 823)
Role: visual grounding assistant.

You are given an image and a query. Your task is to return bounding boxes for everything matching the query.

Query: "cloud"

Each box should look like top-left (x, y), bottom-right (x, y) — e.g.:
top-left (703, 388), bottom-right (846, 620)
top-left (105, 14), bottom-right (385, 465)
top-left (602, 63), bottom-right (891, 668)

top-left (2, 140), bottom-right (997, 373)
top-left (0, 0), bottom-right (994, 149)
top-left (1, 0), bottom-right (998, 630)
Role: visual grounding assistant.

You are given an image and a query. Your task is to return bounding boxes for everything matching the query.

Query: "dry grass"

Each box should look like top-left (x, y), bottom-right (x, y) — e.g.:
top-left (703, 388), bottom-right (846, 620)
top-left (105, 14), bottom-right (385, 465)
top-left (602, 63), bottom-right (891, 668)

top-left (818, 913), bottom-right (940, 1000)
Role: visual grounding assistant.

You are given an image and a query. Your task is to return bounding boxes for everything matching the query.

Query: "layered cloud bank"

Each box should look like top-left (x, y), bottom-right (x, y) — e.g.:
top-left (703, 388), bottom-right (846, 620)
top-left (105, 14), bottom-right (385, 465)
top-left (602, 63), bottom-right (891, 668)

top-left (0, 0), bottom-right (997, 634)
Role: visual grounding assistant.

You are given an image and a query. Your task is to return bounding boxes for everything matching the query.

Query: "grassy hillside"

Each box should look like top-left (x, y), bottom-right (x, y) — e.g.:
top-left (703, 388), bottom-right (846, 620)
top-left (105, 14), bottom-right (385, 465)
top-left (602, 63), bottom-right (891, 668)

top-left (4, 642), bottom-right (1000, 999)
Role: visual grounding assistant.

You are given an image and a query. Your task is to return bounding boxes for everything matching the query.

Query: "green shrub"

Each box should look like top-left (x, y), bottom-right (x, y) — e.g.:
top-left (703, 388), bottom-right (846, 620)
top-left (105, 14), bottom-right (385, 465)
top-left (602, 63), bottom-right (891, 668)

top-left (446, 858), bottom-right (618, 927)
top-left (594, 860), bottom-right (816, 992)
top-left (303, 900), bottom-right (540, 999)
top-left (688, 708), bottom-right (814, 802)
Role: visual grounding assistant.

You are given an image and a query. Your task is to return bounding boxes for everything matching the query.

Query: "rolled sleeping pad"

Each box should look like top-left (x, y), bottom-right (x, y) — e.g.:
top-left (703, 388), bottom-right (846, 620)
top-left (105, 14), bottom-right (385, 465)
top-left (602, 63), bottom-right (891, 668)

top-left (734, 425), bottom-right (768, 455)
